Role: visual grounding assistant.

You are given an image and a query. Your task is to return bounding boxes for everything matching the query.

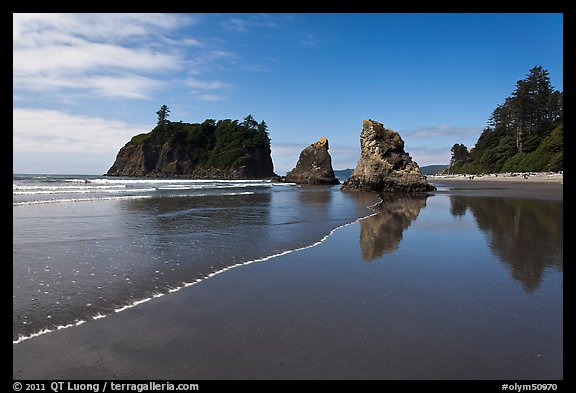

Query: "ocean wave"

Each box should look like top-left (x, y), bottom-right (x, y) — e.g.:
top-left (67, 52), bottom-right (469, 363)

top-left (160, 191), bottom-right (256, 199)
top-left (13, 187), bottom-right (154, 195)
top-left (156, 183), bottom-right (272, 190)
top-left (65, 178), bottom-right (272, 185)
top-left (13, 195), bottom-right (154, 206)
top-left (13, 191), bottom-right (258, 206)
top-left (271, 182), bottom-right (297, 187)
top-left (13, 184), bottom-right (126, 190)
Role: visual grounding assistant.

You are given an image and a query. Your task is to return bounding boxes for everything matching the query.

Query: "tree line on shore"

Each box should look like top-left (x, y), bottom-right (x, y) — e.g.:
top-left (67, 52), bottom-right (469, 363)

top-left (449, 66), bottom-right (563, 174)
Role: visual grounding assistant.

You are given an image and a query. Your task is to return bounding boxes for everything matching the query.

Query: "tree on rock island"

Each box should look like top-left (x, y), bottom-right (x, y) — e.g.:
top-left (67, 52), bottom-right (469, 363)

top-left (156, 105), bottom-right (170, 129)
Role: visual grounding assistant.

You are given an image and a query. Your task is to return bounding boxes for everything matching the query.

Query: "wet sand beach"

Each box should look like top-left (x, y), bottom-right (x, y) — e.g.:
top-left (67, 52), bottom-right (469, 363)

top-left (13, 181), bottom-right (563, 380)
top-left (429, 172), bottom-right (563, 183)
top-left (428, 176), bottom-right (563, 201)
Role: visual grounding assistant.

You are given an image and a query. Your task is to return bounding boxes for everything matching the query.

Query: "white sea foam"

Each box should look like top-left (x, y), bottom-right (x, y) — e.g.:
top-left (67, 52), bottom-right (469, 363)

top-left (271, 182), bottom-right (297, 186)
top-left (156, 183), bottom-right (271, 190)
top-left (13, 191), bottom-right (256, 206)
top-left (66, 178), bottom-right (271, 185)
top-left (14, 184), bottom-right (126, 190)
top-left (12, 197), bottom-right (382, 345)
top-left (162, 191), bottom-right (256, 198)
top-left (13, 195), bottom-right (154, 206)
top-left (13, 187), bottom-right (153, 195)
top-left (12, 320), bottom-right (87, 344)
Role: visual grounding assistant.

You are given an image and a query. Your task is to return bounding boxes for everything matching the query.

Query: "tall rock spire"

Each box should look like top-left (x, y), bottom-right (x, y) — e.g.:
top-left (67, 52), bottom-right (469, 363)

top-left (340, 120), bottom-right (435, 193)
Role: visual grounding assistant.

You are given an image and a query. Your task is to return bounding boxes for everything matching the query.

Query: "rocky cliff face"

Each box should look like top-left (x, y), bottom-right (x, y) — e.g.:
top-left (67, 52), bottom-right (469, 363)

top-left (285, 138), bottom-right (340, 185)
top-left (107, 140), bottom-right (274, 179)
top-left (340, 120), bottom-right (436, 193)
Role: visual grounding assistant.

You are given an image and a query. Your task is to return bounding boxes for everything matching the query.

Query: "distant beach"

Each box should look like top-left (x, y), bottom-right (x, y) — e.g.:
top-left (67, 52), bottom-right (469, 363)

top-left (428, 173), bottom-right (563, 201)
top-left (429, 172), bottom-right (563, 183)
top-left (13, 177), bottom-right (563, 380)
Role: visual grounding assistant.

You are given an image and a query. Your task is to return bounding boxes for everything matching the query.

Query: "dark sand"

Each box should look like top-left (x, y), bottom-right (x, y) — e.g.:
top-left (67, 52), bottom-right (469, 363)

top-left (13, 181), bottom-right (563, 380)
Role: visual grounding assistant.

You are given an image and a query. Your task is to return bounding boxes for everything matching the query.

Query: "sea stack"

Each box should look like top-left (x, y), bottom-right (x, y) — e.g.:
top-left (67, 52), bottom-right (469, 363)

top-left (340, 119), bottom-right (436, 193)
top-left (106, 118), bottom-right (276, 179)
top-left (285, 138), bottom-right (340, 185)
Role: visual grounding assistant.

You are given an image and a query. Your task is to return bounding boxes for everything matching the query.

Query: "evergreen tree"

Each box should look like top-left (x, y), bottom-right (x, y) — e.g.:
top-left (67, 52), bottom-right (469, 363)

top-left (510, 66), bottom-right (554, 152)
top-left (257, 120), bottom-right (270, 144)
top-left (450, 143), bottom-right (469, 168)
top-left (242, 114), bottom-right (258, 130)
top-left (156, 105), bottom-right (171, 128)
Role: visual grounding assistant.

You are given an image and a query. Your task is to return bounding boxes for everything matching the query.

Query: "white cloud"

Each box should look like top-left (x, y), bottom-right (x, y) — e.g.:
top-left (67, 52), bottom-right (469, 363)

top-left (84, 75), bottom-right (162, 99)
top-left (15, 72), bottom-right (163, 100)
top-left (14, 43), bottom-right (181, 74)
top-left (13, 13), bottom-right (195, 47)
top-left (195, 94), bottom-right (226, 102)
top-left (13, 108), bottom-right (152, 155)
top-left (401, 125), bottom-right (481, 138)
top-left (185, 77), bottom-right (231, 90)
top-left (270, 143), bottom-right (303, 157)
top-left (183, 76), bottom-right (232, 101)
top-left (398, 125), bottom-right (481, 166)
top-left (406, 146), bottom-right (452, 167)
top-left (330, 146), bottom-right (360, 170)
top-left (299, 33), bottom-right (318, 47)
top-left (13, 13), bottom-right (193, 100)
top-left (223, 14), bottom-right (281, 33)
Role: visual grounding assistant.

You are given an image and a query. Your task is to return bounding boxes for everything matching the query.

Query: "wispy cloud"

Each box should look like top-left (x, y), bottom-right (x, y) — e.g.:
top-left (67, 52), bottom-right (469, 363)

top-left (401, 125), bottom-right (481, 138)
top-left (195, 94), bottom-right (226, 102)
top-left (13, 13), bottom-right (196, 46)
top-left (223, 14), bottom-right (282, 33)
top-left (14, 43), bottom-right (180, 74)
top-left (13, 13), bottom-right (195, 100)
top-left (405, 146), bottom-right (452, 166)
top-left (184, 77), bottom-right (232, 101)
top-left (299, 33), bottom-right (318, 47)
top-left (400, 125), bottom-right (481, 165)
top-left (185, 77), bottom-right (231, 90)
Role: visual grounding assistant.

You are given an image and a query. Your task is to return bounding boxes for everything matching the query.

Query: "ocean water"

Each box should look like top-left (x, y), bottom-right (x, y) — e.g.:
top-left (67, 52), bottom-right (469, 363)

top-left (13, 175), bottom-right (563, 378)
top-left (13, 174), bottom-right (379, 342)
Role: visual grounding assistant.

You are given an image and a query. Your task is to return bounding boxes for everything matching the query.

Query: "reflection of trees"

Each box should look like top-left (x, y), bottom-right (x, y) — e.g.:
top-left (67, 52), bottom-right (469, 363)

top-left (449, 197), bottom-right (468, 217)
top-left (450, 196), bottom-right (563, 292)
top-left (360, 194), bottom-right (428, 261)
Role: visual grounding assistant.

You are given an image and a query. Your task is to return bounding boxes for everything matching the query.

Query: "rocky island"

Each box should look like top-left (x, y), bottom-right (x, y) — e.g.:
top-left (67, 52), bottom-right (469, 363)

top-left (285, 138), bottom-right (340, 185)
top-left (106, 114), bottom-right (276, 179)
top-left (341, 119), bottom-right (436, 193)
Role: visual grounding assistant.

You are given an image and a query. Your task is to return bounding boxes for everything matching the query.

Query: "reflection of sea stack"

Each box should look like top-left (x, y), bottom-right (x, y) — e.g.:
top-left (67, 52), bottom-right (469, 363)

top-left (360, 194), bottom-right (428, 261)
top-left (285, 138), bottom-right (340, 185)
top-left (341, 120), bottom-right (435, 193)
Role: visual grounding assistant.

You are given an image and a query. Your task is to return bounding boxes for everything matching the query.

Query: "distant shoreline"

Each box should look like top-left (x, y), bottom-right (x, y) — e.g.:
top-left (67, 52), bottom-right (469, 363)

top-left (428, 173), bottom-right (563, 201)
top-left (428, 172), bottom-right (562, 183)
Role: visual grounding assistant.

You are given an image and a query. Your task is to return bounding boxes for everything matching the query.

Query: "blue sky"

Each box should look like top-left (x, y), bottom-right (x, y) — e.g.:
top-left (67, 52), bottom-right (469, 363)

top-left (13, 13), bottom-right (563, 175)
